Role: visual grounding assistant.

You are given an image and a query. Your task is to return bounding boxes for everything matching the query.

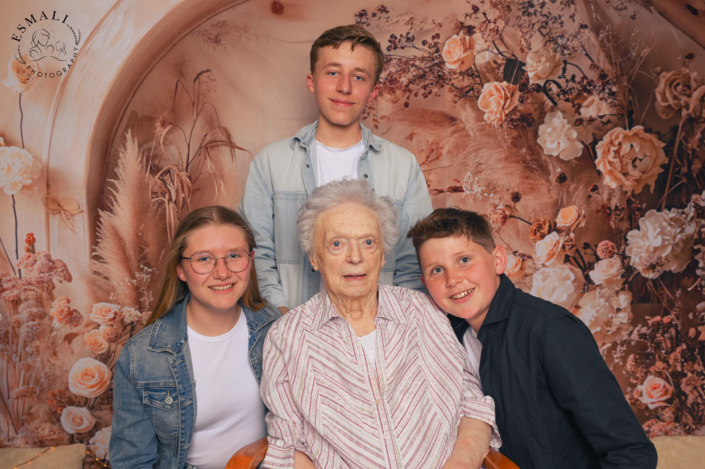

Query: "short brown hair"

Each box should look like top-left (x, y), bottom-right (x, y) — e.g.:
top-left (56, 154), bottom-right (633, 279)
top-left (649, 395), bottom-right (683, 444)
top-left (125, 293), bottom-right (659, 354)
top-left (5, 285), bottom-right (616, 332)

top-left (146, 206), bottom-right (266, 326)
top-left (310, 24), bottom-right (384, 84)
top-left (408, 208), bottom-right (496, 266)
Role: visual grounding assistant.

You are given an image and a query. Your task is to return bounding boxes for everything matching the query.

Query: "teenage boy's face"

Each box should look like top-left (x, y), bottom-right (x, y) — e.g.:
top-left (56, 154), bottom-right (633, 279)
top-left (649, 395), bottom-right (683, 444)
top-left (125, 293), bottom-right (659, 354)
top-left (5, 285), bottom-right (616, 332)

top-left (419, 235), bottom-right (506, 331)
top-left (307, 42), bottom-right (379, 131)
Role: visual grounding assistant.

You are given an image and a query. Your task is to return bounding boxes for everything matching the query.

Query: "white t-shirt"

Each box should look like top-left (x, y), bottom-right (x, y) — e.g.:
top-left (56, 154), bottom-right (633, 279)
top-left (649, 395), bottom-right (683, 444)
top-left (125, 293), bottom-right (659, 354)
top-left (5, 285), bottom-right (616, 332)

top-left (185, 313), bottom-right (266, 469)
top-left (463, 326), bottom-right (483, 384)
top-left (357, 329), bottom-right (377, 370)
top-left (316, 138), bottom-right (364, 186)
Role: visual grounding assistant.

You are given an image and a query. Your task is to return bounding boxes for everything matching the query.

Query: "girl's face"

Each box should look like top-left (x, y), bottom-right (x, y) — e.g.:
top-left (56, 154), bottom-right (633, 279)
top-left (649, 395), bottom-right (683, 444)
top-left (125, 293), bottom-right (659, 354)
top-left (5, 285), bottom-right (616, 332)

top-left (176, 224), bottom-right (253, 317)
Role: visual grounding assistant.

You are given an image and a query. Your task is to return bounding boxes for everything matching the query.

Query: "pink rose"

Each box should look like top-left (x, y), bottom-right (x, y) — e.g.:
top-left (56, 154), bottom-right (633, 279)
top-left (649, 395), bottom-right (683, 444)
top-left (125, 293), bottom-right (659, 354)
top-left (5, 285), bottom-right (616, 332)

top-left (60, 406), bottom-right (95, 434)
top-left (477, 81), bottom-right (520, 125)
top-left (442, 33), bottom-right (475, 71)
top-left (68, 357), bottom-right (111, 398)
top-left (3, 55), bottom-right (39, 93)
top-left (654, 68), bottom-right (700, 119)
top-left (596, 240), bottom-right (617, 259)
top-left (84, 330), bottom-right (109, 355)
top-left (638, 375), bottom-right (673, 409)
top-left (90, 302), bottom-right (122, 324)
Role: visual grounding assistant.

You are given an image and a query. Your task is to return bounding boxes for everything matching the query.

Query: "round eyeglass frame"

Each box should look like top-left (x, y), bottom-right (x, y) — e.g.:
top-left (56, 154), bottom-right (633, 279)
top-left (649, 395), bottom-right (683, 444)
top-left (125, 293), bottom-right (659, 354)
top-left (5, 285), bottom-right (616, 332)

top-left (180, 250), bottom-right (252, 275)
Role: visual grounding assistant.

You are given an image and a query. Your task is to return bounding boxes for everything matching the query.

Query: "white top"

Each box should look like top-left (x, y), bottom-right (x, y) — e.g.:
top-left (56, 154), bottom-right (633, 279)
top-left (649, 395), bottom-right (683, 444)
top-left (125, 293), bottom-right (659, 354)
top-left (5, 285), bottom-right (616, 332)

top-left (463, 326), bottom-right (483, 383)
top-left (357, 329), bottom-right (377, 370)
top-left (315, 138), bottom-right (364, 186)
top-left (185, 313), bottom-right (266, 469)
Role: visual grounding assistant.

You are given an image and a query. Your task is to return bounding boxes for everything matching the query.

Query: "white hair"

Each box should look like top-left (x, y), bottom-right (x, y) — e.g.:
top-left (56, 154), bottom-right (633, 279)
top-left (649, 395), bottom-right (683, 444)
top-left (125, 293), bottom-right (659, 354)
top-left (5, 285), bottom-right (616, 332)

top-left (297, 178), bottom-right (399, 255)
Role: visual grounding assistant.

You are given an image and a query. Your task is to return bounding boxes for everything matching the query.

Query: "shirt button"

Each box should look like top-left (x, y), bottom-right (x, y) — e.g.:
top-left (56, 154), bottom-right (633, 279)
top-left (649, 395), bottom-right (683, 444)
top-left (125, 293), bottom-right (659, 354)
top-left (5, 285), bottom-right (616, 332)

top-left (165, 396), bottom-right (173, 405)
top-left (384, 433), bottom-right (389, 439)
top-left (375, 399), bottom-right (381, 405)
top-left (363, 174), bottom-right (368, 178)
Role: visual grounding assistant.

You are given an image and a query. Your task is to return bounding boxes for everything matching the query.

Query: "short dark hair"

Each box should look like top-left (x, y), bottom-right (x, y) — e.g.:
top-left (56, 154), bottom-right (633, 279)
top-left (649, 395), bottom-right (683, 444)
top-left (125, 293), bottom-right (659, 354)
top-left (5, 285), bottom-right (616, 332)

top-left (310, 24), bottom-right (384, 84)
top-left (408, 208), bottom-right (496, 267)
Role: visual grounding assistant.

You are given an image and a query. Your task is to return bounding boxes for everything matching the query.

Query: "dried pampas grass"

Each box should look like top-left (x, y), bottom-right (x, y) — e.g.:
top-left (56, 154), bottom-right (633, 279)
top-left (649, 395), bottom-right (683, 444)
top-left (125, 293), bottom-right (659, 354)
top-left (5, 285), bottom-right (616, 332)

top-left (85, 131), bottom-right (166, 312)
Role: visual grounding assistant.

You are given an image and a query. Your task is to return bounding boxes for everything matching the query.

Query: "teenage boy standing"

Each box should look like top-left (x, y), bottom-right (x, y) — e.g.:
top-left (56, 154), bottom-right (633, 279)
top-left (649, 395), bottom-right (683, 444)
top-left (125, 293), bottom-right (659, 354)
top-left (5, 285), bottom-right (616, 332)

top-left (240, 25), bottom-right (432, 314)
top-left (408, 208), bottom-right (657, 469)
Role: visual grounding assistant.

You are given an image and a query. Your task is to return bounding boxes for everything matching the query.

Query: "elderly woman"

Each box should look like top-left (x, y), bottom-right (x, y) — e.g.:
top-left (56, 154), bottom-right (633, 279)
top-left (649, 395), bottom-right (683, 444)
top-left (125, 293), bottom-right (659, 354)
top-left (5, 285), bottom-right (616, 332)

top-left (260, 179), bottom-right (501, 469)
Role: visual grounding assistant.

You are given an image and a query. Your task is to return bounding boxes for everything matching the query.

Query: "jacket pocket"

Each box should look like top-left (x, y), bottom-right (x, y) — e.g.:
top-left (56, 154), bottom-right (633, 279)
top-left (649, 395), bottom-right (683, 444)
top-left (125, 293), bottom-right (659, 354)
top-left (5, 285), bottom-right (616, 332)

top-left (143, 388), bottom-right (180, 439)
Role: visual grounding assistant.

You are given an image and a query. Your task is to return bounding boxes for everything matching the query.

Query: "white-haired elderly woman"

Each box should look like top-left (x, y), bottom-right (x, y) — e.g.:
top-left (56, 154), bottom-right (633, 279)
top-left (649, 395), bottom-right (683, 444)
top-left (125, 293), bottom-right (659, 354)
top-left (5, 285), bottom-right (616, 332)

top-left (260, 179), bottom-right (501, 469)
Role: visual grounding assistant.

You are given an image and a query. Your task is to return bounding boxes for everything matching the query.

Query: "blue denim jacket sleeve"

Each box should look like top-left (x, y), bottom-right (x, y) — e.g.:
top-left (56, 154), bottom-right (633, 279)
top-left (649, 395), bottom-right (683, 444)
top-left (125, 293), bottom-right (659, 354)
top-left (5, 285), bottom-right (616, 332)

top-left (109, 341), bottom-right (160, 469)
top-left (239, 154), bottom-right (289, 309)
top-left (393, 161), bottom-right (433, 292)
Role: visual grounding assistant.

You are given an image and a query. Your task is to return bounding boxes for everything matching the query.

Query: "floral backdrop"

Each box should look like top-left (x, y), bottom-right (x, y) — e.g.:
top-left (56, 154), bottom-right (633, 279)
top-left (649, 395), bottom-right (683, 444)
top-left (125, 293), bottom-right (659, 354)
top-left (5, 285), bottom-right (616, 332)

top-left (0, 0), bottom-right (704, 466)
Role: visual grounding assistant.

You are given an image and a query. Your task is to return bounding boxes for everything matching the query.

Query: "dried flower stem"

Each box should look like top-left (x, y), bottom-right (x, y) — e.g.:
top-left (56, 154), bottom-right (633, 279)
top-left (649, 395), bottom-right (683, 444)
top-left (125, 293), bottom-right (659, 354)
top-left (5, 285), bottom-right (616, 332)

top-left (660, 117), bottom-right (684, 211)
top-left (0, 236), bottom-right (17, 276)
top-left (12, 195), bottom-right (20, 279)
top-left (19, 93), bottom-right (24, 149)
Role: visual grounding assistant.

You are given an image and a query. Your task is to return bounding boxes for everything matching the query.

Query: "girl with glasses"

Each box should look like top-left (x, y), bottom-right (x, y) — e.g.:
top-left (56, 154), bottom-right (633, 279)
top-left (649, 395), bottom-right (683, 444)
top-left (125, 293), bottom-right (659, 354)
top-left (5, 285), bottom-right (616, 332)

top-left (110, 206), bottom-right (280, 469)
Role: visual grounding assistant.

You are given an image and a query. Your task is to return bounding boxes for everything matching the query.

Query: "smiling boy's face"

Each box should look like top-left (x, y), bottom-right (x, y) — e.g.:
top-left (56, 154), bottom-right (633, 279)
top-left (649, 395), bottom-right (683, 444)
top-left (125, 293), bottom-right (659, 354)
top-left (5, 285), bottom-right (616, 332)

top-left (306, 41), bottom-right (379, 133)
top-left (419, 235), bottom-right (506, 331)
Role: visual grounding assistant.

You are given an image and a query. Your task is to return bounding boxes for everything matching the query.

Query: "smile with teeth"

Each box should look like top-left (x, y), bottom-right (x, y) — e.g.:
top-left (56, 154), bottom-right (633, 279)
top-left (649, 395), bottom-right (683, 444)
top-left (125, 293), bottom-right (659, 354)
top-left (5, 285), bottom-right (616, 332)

top-left (210, 284), bottom-right (234, 291)
top-left (450, 288), bottom-right (475, 299)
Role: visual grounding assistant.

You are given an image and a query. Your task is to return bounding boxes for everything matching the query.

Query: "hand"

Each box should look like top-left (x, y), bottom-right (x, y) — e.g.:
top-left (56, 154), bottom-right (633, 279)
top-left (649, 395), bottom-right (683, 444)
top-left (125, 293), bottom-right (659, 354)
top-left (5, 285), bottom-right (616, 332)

top-left (294, 450), bottom-right (316, 468)
top-left (278, 306), bottom-right (289, 315)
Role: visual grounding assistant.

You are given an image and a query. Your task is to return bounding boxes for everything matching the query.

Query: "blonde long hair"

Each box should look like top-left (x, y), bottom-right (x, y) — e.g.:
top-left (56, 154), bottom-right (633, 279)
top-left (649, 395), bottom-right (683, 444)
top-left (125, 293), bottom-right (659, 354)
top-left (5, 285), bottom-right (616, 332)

top-left (146, 206), bottom-right (265, 326)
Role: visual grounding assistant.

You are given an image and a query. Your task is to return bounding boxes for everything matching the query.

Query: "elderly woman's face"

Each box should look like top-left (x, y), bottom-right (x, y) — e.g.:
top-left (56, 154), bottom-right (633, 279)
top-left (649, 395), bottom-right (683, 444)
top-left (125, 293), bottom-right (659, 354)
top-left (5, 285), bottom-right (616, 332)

top-left (310, 202), bottom-right (386, 301)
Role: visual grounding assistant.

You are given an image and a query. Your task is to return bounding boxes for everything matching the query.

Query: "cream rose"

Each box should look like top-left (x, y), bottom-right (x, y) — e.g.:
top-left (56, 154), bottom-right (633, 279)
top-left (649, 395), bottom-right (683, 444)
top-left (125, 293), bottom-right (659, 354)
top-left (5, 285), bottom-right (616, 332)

top-left (595, 126), bottom-right (667, 194)
top-left (531, 264), bottom-right (583, 310)
top-left (68, 357), bottom-right (111, 398)
top-left (589, 257), bottom-right (625, 289)
top-left (477, 81), bottom-right (520, 125)
top-left (537, 111), bottom-right (583, 161)
top-left (60, 406), bottom-right (95, 434)
top-left (442, 33), bottom-right (475, 71)
top-left (89, 426), bottom-right (111, 460)
top-left (580, 96), bottom-right (618, 119)
top-left (556, 206), bottom-right (585, 234)
top-left (505, 254), bottom-right (524, 278)
top-left (84, 330), bottom-right (109, 355)
top-left (0, 146), bottom-right (41, 195)
top-left (575, 287), bottom-right (632, 345)
top-left (626, 208), bottom-right (697, 279)
top-left (655, 68), bottom-right (700, 119)
top-left (534, 231), bottom-right (564, 266)
top-left (638, 375), bottom-right (673, 409)
top-left (525, 47), bottom-right (563, 85)
top-left (3, 55), bottom-right (39, 93)
top-left (90, 302), bottom-right (122, 325)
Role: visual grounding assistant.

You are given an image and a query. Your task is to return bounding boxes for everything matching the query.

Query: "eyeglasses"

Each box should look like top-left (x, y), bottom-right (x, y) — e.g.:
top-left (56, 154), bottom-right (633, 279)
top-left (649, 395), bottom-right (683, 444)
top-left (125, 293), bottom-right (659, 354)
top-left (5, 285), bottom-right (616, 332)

top-left (181, 250), bottom-right (252, 275)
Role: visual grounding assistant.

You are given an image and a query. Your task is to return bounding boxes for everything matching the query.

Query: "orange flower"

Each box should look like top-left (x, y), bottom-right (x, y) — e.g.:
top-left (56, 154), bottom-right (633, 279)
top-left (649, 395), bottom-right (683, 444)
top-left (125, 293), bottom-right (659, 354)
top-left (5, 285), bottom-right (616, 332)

top-left (442, 33), bottom-right (475, 71)
top-left (529, 219), bottom-right (555, 242)
top-left (556, 206), bottom-right (585, 234)
top-left (84, 330), bottom-right (109, 355)
top-left (477, 81), bottom-right (520, 125)
top-left (68, 358), bottom-right (111, 398)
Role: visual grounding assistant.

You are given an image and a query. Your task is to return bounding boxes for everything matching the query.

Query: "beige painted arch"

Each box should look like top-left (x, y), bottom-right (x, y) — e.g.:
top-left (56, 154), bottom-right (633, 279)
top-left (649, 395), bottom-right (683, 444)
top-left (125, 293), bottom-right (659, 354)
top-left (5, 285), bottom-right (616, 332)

top-left (43, 0), bottom-right (247, 267)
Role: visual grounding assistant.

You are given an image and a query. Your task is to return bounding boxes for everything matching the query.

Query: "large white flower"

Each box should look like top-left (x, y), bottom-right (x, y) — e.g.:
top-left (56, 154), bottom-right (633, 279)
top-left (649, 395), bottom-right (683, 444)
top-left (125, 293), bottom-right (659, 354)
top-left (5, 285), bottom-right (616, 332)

top-left (589, 257), bottom-right (625, 289)
top-left (525, 47), bottom-right (563, 85)
top-left (531, 264), bottom-right (583, 310)
top-left (0, 145), bottom-right (41, 195)
top-left (575, 287), bottom-right (632, 346)
top-left (534, 231), bottom-right (564, 266)
top-left (537, 111), bottom-right (583, 161)
top-left (60, 406), bottom-right (95, 434)
top-left (626, 208), bottom-right (697, 279)
top-left (89, 426), bottom-right (111, 460)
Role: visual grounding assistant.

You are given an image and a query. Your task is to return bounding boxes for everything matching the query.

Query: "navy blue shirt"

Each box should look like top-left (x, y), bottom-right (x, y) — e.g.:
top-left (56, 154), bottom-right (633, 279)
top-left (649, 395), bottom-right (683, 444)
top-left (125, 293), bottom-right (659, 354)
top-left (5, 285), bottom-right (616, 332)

top-left (449, 275), bottom-right (657, 469)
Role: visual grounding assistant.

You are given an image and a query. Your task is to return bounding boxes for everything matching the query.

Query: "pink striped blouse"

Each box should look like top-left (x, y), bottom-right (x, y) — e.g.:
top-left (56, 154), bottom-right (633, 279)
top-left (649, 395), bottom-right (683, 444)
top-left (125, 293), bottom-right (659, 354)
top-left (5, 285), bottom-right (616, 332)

top-left (261, 285), bottom-right (501, 469)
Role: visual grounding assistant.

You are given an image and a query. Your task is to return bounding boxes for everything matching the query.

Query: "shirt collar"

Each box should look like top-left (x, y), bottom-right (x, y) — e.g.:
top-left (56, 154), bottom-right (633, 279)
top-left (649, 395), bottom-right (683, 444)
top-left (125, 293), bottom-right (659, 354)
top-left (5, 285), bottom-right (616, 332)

top-left (311, 283), bottom-right (408, 330)
top-left (481, 274), bottom-right (515, 329)
top-left (292, 120), bottom-right (383, 152)
top-left (149, 293), bottom-right (190, 353)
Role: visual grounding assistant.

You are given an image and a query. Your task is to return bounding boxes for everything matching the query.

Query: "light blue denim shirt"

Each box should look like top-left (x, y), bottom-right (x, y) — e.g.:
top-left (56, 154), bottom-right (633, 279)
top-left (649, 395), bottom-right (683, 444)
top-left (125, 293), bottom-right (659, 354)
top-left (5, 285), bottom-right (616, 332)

top-left (239, 121), bottom-right (433, 309)
top-left (110, 294), bottom-right (279, 469)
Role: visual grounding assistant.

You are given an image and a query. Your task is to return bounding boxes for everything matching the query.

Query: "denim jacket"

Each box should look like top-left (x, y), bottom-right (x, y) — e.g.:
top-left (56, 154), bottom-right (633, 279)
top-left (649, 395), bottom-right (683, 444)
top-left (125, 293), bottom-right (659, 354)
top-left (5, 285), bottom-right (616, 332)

top-left (110, 294), bottom-right (279, 469)
top-left (239, 121), bottom-right (433, 309)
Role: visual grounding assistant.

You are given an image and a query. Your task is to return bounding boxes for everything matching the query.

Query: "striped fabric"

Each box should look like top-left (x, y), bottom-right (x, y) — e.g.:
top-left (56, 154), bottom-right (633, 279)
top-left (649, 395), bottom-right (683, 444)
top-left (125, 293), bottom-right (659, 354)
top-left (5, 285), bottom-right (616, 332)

top-left (261, 284), bottom-right (501, 469)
